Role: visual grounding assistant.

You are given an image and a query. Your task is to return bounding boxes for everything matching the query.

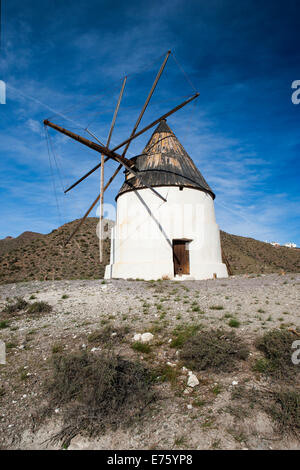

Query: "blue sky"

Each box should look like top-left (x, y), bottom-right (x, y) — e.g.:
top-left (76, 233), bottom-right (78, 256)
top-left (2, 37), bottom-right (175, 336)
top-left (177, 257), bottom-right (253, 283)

top-left (0, 0), bottom-right (299, 245)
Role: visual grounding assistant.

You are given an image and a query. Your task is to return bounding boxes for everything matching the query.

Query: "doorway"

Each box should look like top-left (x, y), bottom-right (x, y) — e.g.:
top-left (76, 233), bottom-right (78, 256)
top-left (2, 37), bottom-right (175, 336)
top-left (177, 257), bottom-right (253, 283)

top-left (172, 239), bottom-right (190, 275)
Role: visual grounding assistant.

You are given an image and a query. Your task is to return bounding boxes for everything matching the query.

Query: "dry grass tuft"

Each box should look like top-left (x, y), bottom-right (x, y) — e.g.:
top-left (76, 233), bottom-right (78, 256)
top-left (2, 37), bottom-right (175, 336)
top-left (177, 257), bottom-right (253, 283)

top-left (26, 301), bottom-right (52, 315)
top-left (88, 325), bottom-right (129, 345)
top-left (2, 297), bottom-right (28, 315)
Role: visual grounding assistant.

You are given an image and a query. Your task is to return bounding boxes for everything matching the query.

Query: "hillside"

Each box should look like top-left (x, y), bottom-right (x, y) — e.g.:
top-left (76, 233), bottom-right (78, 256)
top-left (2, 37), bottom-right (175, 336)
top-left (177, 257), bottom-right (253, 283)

top-left (0, 231), bottom-right (43, 256)
top-left (0, 218), bottom-right (112, 285)
top-left (221, 230), bottom-right (300, 274)
top-left (0, 218), bottom-right (299, 284)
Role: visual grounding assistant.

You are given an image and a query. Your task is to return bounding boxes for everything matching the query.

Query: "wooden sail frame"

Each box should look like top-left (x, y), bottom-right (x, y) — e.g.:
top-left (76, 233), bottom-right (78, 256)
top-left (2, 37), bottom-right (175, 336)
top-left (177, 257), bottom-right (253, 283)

top-left (43, 51), bottom-right (200, 247)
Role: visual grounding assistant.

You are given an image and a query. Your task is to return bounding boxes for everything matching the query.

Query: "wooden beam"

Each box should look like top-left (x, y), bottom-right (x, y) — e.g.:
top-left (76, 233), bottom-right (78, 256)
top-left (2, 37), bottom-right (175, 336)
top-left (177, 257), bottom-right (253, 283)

top-left (65, 164), bottom-right (123, 245)
top-left (113, 93), bottom-right (199, 152)
top-left (43, 119), bottom-right (134, 168)
top-left (64, 156), bottom-right (109, 194)
top-left (107, 76), bottom-right (127, 147)
top-left (100, 76), bottom-right (127, 262)
top-left (121, 50), bottom-right (171, 157)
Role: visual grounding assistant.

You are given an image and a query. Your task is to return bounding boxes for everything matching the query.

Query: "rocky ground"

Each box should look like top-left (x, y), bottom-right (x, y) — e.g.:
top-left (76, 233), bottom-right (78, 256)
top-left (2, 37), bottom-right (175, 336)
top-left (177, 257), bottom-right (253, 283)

top-left (0, 273), bottom-right (300, 450)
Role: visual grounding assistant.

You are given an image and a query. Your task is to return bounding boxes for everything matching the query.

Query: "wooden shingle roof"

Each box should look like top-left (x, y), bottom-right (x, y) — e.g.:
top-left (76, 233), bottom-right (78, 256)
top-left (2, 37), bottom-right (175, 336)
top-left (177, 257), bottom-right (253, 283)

top-left (116, 119), bottom-right (215, 200)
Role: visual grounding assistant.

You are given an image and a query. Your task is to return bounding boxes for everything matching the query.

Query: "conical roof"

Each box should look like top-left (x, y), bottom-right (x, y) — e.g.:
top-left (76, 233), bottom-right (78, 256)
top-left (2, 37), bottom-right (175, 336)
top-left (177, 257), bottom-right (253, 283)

top-left (116, 119), bottom-right (215, 200)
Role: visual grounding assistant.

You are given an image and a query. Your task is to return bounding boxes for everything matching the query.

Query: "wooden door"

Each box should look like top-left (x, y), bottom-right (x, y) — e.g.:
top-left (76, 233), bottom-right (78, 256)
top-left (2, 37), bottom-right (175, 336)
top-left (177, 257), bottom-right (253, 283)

top-left (173, 240), bottom-right (190, 275)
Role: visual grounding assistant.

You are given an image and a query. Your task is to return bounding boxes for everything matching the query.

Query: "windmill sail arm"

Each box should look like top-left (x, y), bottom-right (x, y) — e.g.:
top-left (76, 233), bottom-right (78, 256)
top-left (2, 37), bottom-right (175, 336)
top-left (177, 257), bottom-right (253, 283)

top-left (64, 157), bottom-right (109, 194)
top-left (112, 93), bottom-right (199, 153)
top-left (122, 50), bottom-right (171, 157)
top-left (61, 93), bottom-right (200, 194)
top-left (65, 163), bottom-right (123, 245)
top-left (43, 119), bottom-right (134, 168)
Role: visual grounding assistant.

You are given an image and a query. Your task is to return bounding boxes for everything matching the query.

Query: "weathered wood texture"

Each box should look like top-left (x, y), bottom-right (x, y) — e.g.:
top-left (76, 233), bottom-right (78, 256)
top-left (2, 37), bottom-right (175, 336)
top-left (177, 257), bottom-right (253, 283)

top-left (173, 240), bottom-right (190, 275)
top-left (117, 120), bottom-right (215, 200)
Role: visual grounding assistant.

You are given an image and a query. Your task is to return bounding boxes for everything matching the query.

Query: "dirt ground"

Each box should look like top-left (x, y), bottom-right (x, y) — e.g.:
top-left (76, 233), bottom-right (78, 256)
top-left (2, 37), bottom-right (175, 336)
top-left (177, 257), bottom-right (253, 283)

top-left (0, 273), bottom-right (300, 450)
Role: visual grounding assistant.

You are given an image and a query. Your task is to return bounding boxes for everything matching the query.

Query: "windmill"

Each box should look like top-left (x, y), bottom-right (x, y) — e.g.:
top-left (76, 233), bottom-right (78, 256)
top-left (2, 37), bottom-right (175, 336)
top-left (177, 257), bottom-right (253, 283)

top-left (44, 51), bottom-right (228, 280)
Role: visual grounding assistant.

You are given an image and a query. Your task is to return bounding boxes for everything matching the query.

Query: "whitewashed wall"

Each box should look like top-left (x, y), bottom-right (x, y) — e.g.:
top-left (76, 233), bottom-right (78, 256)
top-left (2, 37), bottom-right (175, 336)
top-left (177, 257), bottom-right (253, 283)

top-left (105, 186), bottom-right (228, 280)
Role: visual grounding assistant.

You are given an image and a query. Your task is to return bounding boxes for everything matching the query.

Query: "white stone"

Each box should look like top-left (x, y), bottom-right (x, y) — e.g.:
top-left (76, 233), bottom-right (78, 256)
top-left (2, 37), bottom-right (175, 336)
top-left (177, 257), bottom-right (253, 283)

top-left (111, 332), bottom-right (117, 337)
top-left (166, 361), bottom-right (176, 367)
top-left (187, 372), bottom-right (199, 388)
top-left (187, 404), bottom-right (193, 409)
top-left (232, 380), bottom-right (238, 386)
top-left (141, 333), bottom-right (154, 343)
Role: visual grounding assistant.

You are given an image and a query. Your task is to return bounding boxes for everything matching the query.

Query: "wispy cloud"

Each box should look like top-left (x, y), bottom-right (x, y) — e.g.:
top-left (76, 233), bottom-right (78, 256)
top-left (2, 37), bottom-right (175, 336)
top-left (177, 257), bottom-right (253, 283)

top-left (0, 0), bottom-right (299, 247)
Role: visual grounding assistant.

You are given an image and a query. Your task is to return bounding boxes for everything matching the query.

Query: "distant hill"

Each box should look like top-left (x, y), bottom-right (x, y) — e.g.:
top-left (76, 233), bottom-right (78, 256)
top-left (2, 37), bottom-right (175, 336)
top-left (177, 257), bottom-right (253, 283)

top-left (0, 218), bottom-right (112, 284)
top-left (221, 230), bottom-right (300, 274)
top-left (0, 218), bottom-right (299, 284)
top-left (0, 231), bottom-right (43, 256)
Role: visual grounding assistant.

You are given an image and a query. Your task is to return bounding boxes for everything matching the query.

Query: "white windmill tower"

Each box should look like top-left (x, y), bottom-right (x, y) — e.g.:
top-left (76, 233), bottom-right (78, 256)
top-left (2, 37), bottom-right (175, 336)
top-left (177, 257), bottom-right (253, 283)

top-left (43, 51), bottom-right (228, 280)
top-left (105, 119), bottom-right (228, 280)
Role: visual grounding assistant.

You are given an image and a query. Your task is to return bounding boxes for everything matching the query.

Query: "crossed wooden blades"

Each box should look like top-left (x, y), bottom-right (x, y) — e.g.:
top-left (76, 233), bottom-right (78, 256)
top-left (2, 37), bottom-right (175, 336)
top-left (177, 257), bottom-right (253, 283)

top-left (43, 50), bottom-right (199, 255)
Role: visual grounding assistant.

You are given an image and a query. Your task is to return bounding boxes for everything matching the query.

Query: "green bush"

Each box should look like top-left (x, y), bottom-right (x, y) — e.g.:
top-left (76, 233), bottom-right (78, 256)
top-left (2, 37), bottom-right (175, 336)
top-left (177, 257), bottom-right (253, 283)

top-left (131, 341), bottom-right (151, 354)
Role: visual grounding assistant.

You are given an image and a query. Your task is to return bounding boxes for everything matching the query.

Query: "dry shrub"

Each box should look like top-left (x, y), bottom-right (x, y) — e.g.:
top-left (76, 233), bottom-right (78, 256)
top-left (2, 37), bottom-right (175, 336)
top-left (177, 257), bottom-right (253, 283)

top-left (2, 297), bottom-right (28, 316)
top-left (44, 350), bottom-right (155, 446)
top-left (88, 325), bottom-right (129, 345)
top-left (2, 298), bottom-right (52, 318)
top-left (180, 329), bottom-right (249, 372)
top-left (231, 384), bottom-right (300, 435)
top-left (269, 389), bottom-right (300, 433)
top-left (27, 301), bottom-right (52, 315)
top-left (254, 329), bottom-right (296, 379)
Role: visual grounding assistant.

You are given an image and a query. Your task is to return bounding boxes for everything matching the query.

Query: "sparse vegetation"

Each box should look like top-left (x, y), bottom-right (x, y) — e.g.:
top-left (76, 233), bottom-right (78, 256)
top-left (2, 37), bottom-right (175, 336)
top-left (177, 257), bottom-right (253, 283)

top-left (268, 389), bottom-right (300, 433)
top-left (0, 320), bottom-right (10, 329)
top-left (43, 350), bottom-right (155, 446)
top-left (0, 270), bottom-right (299, 450)
top-left (152, 364), bottom-right (180, 385)
top-left (27, 301), bottom-right (52, 315)
top-left (170, 323), bottom-right (202, 348)
top-left (180, 329), bottom-right (249, 372)
top-left (88, 325), bottom-right (129, 345)
top-left (254, 329), bottom-right (296, 379)
top-left (3, 297), bottom-right (28, 315)
top-left (131, 341), bottom-right (151, 354)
